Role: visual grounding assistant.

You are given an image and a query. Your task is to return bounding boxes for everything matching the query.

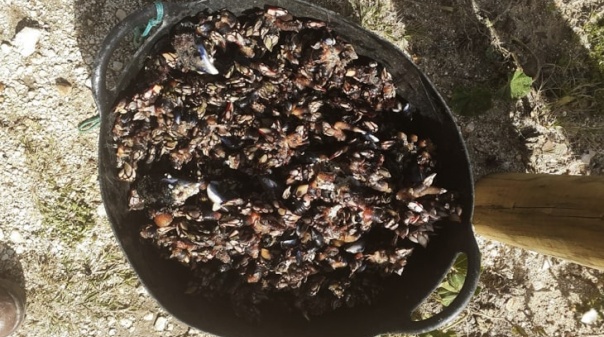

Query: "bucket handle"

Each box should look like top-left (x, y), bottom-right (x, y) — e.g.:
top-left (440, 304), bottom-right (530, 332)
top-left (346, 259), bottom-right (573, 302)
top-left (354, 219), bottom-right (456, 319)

top-left (93, 4), bottom-right (153, 115)
top-left (404, 232), bottom-right (481, 334)
top-left (92, 1), bottom-right (197, 115)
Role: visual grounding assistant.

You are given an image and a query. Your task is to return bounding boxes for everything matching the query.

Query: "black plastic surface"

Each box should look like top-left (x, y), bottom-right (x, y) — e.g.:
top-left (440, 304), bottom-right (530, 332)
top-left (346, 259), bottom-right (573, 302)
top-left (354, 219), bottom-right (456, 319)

top-left (93, 1), bottom-right (480, 335)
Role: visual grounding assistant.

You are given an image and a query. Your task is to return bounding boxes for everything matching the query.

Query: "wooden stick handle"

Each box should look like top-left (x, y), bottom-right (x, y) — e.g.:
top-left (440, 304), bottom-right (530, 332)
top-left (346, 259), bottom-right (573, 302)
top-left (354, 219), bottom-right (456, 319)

top-left (473, 173), bottom-right (604, 270)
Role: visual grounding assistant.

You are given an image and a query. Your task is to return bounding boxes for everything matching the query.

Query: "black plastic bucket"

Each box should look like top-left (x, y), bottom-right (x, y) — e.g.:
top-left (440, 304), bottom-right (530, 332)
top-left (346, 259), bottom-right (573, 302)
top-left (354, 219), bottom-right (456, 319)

top-left (92, 1), bottom-right (480, 335)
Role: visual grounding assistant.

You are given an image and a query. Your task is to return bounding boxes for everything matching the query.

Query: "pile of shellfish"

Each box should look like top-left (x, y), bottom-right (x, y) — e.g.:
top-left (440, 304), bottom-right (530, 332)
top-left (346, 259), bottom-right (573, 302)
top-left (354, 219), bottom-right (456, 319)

top-left (111, 6), bottom-right (462, 319)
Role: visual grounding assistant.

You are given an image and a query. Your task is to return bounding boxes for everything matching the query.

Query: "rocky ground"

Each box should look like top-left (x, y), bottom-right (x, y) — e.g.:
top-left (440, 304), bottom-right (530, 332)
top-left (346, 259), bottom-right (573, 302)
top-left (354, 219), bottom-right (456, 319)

top-left (0, 0), bottom-right (603, 336)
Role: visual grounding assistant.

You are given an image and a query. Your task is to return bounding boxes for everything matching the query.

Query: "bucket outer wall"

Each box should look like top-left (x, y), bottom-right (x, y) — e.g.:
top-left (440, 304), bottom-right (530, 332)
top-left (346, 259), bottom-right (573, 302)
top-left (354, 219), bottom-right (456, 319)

top-left (93, 1), bottom-right (480, 336)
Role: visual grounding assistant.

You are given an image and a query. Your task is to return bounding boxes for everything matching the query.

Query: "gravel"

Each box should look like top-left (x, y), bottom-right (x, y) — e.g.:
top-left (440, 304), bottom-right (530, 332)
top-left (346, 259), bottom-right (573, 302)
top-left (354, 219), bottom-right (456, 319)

top-left (0, 0), bottom-right (603, 336)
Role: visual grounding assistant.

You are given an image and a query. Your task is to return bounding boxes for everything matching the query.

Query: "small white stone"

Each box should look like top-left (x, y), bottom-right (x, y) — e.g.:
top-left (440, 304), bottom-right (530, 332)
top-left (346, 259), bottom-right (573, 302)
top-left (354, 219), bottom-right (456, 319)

top-left (580, 308), bottom-right (599, 324)
top-left (136, 285), bottom-right (148, 295)
top-left (50, 240), bottom-right (64, 253)
top-left (542, 140), bottom-right (555, 152)
top-left (111, 61), bottom-right (124, 71)
top-left (31, 56), bottom-right (44, 65)
top-left (154, 316), bottom-right (168, 331)
top-left (1, 42), bottom-right (12, 53)
top-left (9, 230), bottom-right (24, 243)
top-left (554, 143), bottom-right (568, 155)
top-left (143, 313), bottom-right (154, 321)
top-left (119, 318), bottom-right (133, 329)
top-left (0, 229), bottom-right (4, 240)
top-left (44, 48), bottom-right (57, 58)
top-left (116, 9), bottom-right (128, 21)
top-left (37, 70), bottom-right (48, 78)
top-left (581, 151), bottom-right (594, 165)
top-left (541, 259), bottom-right (551, 270)
top-left (85, 77), bottom-right (92, 89)
top-left (108, 328), bottom-right (117, 336)
top-left (464, 122), bottom-right (475, 133)
top-left (533, 281), bottom-right (545, 291)
top-left (97, 204), bottom-right (107, 218)
top-left (13, 27), bottom-right (42, 57)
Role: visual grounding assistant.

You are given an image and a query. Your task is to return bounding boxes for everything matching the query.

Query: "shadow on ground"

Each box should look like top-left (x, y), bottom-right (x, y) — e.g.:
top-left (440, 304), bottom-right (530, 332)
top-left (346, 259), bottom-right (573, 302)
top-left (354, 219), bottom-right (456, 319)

top-left (390, 2), bottom-right (604, 335)
top-left (72, 0), bottom-right (602, 171)
top-left (0, 243), bottom-right (26, 299)
top-left (392, 0), bottom-right (604, 176)
top-left (474, 0), bottom-right (604, 150)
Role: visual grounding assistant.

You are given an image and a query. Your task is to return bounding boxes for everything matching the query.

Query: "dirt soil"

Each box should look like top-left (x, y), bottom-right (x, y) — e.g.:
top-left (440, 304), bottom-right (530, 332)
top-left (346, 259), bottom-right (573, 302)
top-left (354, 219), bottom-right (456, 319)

top-left (0, 0), bottom-right (603, 336)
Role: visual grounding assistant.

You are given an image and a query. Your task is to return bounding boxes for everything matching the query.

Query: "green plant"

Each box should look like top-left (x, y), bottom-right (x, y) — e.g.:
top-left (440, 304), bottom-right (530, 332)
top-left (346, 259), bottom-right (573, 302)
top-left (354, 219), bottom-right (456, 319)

top-left (34, 184), bottom-right (96, 242)
top-left (435, 254), bottom-right (481, 306)
top-left (19, 125), bottom-right (96, 243)
top-left (585, 16), bottom-right (604, 76)
top-left (504, 69), bottom-right (533, 100)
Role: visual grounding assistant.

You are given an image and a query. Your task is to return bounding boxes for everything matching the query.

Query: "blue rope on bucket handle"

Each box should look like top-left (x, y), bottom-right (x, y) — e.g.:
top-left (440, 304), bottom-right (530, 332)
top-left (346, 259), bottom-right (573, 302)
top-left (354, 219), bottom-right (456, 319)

top-left (78, 1), bottom-right (164, 133)
top-left (78, 114), bottom-right (101, 132)
top-left (142, 1), bottom-right (164, 37)
top-left (134, 1), bottom-right (165, 46)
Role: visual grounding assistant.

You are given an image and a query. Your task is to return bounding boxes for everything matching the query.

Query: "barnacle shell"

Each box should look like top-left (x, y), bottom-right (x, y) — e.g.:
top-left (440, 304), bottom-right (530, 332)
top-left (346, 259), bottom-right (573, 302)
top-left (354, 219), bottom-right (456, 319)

top-left (111, 5), bottom-right (462, 321)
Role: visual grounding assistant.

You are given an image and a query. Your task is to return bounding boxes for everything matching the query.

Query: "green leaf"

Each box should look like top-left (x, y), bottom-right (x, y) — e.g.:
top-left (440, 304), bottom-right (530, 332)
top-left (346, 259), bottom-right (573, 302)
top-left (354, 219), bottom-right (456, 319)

top-left (447, 273), bottom-right (465, 292)
top-left (508, 69), bottom-right (533, 100)
top-left (452, 254), bottom-right (468, 273)
top-left (450, 86), bottom-right (493, 116)
top-left (438, 281), bottom-right (458, 293)
top-left (438, 291), bottom-right (457, 306)
top-left (434, 254), bottom-right (471, 306)
top-left (474, 285), bottom-right (482, 297)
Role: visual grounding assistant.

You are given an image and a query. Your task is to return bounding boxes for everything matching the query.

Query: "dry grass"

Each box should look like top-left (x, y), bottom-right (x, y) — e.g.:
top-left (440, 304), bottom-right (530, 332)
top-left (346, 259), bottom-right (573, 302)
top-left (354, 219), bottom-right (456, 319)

top-left (465, 0), bottom-right (604, 151)
top-left (26, 244), bottom-right (139, 336)
top-left (349, 0), bottom-right (408, 50)
top-left (12, 117), bottom-right (141, 336)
